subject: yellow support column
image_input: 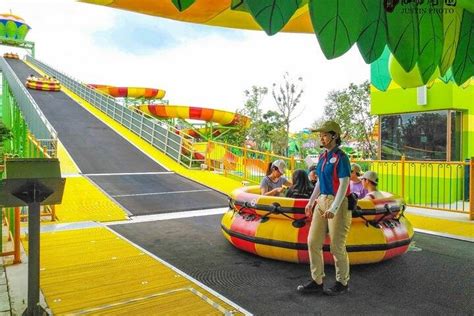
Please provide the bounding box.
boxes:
[470,158,474,220]
[290,156,295,176]
[243,147,248,181]
[223,144,228,177]
[206,141,211,171]
[401,155,406,199]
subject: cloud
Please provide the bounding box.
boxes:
[0,0,369,132]
[92,10,245,54]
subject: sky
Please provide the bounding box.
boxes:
[1,0,369,132]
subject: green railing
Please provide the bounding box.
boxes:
[206,140,472,217]
[354,157,469,213]
[0,57,57,157]
[25,55,205,169]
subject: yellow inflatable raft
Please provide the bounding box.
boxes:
[221,186,414,265]
[26,76,61,92]
[3,52,19,59]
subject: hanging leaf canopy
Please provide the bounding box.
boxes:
[81,0,473,87]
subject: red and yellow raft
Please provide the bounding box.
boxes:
[26,76,61,92]
[3,52,19,59]
[221,186,414,265]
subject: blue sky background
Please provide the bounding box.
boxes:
[93,11,245,55]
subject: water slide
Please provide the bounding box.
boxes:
[89,84,249,161]
[88,84,166,99]
[143,105,250,160]
[137,104,249,127]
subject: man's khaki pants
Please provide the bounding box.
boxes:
[308,194,351,285]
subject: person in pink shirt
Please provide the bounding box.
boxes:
[349,163,367,198]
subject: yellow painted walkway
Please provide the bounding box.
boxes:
[56,177,128,222]
[57,140,80,175]
[406,213,473,239]
[23,227,242,315]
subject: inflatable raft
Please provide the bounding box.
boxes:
[221,186,414,265]
[3,52,19,59]
[26,76,61,91]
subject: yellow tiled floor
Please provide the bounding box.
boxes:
[55,177,128,222]
[23,228,242,315]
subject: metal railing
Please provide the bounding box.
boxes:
[353,157,470,214]
[206,140,473,218]
[25,56,205,168]
[0,57,57,157]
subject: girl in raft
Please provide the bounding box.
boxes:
[260,159,292,196]
[286,169,314,199]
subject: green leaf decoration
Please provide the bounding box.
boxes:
[370,46,392,91]
[385,1,419,72]
[309,0,365,59]
[452,11,474,85]
[171,0,196,12]
[244,0,301,35]
[458,0,474,14]
[231,0,249,12]
[439,68,454,83]
[417,0,443,84]
[5,21,17,39]
[17,24,29,40]
[0,23,5,38]
[440,6,463,75]
[357,0,387,64]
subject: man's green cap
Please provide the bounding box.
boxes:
[311,120,342,135]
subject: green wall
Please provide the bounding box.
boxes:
[371,80,474,161]
[371,81,473,115]
[369,80,472,207]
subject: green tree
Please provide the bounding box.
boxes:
[272,72,304,155]
[235,85,287,154]
[259,110,286,154]
[321,81,377,158]
[0,122,11,142]
[219,86,268,147]
[241,86,268,143]
[0,122,12,163]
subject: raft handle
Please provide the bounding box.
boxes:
[370,204,395,227]
[394,204,406,221]
[260,203,308,228]
[260,202,294,220]
[352,208,374,227]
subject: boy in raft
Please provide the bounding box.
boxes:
[361,171,384,199]
[297,120,352,296]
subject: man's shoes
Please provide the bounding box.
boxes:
[296,280,324,294]
[324,281,349,296]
